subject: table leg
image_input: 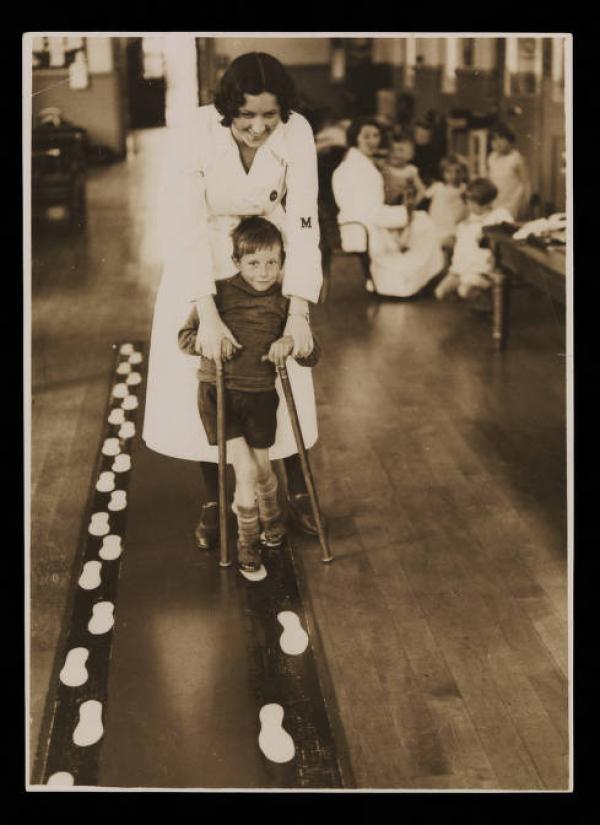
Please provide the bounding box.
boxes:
[492,269,507,350]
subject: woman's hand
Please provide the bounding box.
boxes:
[194,295,242,361]
[283,315,314,359]
[261,336,295,368]
[284,297,314,358]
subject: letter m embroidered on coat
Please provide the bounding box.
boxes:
[300,217,312,228]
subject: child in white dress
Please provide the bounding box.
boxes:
[487,123,530,221]
[434,178,513,300]
[426,154,468,249]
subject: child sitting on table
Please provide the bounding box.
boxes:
[382,136,427,206]
[434,178,513,301]
[426,154,468,251]
[178,217,320,574]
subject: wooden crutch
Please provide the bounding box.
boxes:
[277,364,333,564]
[215,356,231,568]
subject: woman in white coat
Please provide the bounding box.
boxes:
[332,118,444,298]
[143,53,323,546]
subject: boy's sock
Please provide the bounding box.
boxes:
[256,474,286,547]
[236,504,261,569]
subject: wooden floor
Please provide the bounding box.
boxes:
[29,128,569,789]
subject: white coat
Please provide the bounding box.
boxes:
[143,105,322,462]
[332,147,444,297]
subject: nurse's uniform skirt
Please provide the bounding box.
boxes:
[142,271,318,463]
[369,211,445,298]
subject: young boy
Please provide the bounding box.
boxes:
[178,217,320,573]
[434,178,513,301]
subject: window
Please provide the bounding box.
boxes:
[442,37,458,93]
[461,37,475,68]
[551,37,565,103]
[404,37,416,89]
[505,36,543,96]
[32,36,86,70]
[141,37,165,80]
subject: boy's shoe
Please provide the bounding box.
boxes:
[287,493,324,537]
[260,520,287,548]
[434,272,460,300]
[237,540,262,572]
[194,502,219,550]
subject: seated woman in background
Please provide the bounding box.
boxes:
[487,123,530,221]
[381,136,427,206]
[434,177,513,301]
[332,117,444,298]
[426,154,468,251]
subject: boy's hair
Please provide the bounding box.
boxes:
[214,52,297,127]
[490,122,516,143]
[440,154,468,183]
[231,216,285,262]
[346,117,386,149]
[465,177,498,206]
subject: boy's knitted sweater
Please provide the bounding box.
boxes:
[178,274,320,392]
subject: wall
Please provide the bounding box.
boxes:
[213,37,330,65]
[31,38,127,156]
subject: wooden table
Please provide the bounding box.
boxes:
[483,227,567,350]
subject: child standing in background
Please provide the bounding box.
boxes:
[434,178,513,301]
[487,123,530,221]
[426,155,469,250]
[178,217,320,573]
[382,137,427,206]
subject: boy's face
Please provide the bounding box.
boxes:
[466,197,490,216]
[389,141,414,166]
[236,244,283,291]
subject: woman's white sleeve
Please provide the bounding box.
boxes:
[155,118,216,300]
[281,115,323,304]
[332,161,408,229]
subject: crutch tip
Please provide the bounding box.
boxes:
[320,555,334,564]
[219,560,232,568]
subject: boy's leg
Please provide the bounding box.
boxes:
[229,437,262,571]
[253,449,287,547]
[434,270,460,300]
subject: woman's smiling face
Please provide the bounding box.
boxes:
[231,92,281,149]
[356,124,382,157]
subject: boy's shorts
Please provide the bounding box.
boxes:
[198,382,280,449]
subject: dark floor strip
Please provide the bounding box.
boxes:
[38,342,146,787]
[237,540,345,789]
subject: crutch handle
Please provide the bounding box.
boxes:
[215,356,231,567]
[277,364,333,563]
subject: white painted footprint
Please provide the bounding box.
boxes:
[88,601,114,635]
[59,647,89,687]
[121,394,138,411]
[126,371,142,386]
[239,564,268,582]
[78,561,102,591]
[88,513,109,537]
[101,437,121,457]
[107,407,126,426]
[118,421,135,439]
[72,699,103,747]
[258,704,295,763]
[116,361,131,375]
[277,611,309,656]
[47,772,74,786]
[99,535,122,561]
[128,351,142,365]
[108,490,127,511]
[112,454,131,473]
[112,383,129,399]
[96,471,115,493]
[119,343,134,355]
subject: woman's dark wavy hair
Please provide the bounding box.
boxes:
[346,117,388,150]
[214,52,297,126]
